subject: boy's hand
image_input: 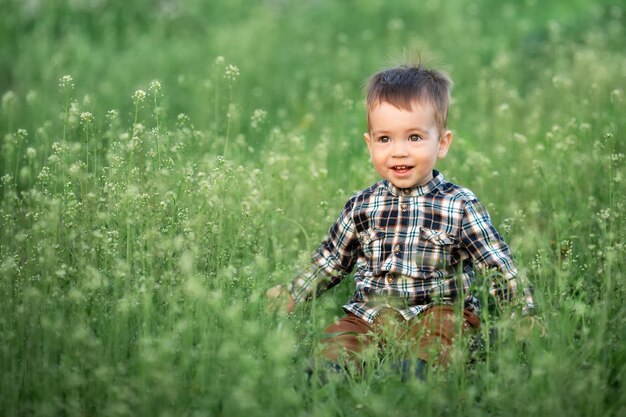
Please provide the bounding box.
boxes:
[265,285,296,315]
[514,315,547,341]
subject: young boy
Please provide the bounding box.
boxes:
[266,61,536,379]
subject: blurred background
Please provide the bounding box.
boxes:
[2,0,623,136]
[2,0,624,200]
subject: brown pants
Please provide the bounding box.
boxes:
[320,305,480,367]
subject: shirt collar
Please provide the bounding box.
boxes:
[383,170,444,197]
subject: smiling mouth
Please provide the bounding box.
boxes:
[391,165,413,173]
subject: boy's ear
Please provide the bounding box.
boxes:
[364,132,373,151]
[437,129,453,159]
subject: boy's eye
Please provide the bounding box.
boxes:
[377,136,391,143]
[408,134,422,142]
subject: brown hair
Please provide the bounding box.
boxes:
[364,61,453,134]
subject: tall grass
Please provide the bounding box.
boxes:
[1,0,625,416]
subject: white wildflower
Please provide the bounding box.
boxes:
[16,129,28,139]
[133,123,145,135]
[59,75,74,90]
[2,91,16,109]
[149,80,162,94]
[513,133,527,144]
[133,89,146,103]
[224,64,240,81]
[106,109,119,121]
[127,137,140,151]
[177,113,190,126]
[250,108,267,129]
[80,112,93,125]
[610,89,623,103]
[598,209,611,220]
[226,103,240,120]
[37,166,51,182]
[69,162,83,175]
[69,100,80,115]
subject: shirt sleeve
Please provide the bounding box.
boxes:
[288,198,360,304]
[460,197,536,316]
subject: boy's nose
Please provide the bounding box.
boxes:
[391,141,409,157]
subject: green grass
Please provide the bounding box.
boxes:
[1,0,625,416]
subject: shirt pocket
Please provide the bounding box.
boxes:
[358,227,386,259]
[417,227,458,270]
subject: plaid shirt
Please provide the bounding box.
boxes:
[289,170,536,323]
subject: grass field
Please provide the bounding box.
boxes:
[1,0,625,416]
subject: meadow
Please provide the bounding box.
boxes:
[1,0,625,416]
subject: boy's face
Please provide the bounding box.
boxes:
[364,100,452,189]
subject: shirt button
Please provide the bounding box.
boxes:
[401,203,408,212]
[393,244,401,254]
[386,274,395,284]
